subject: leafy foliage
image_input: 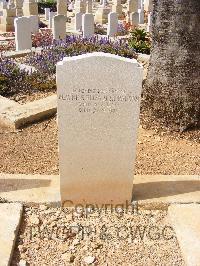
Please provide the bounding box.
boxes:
[128,29,151,54]
[38,0,57,13]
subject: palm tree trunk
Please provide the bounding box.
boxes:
[142,0,200,131]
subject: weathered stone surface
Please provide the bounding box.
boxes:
[57,53,143,205]
[0,94,57,129]
[0,203,23,266]
[168,204,200,266]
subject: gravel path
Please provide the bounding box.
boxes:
[12,206,185,266]
[0,117,199,175]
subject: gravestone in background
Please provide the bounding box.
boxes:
[52,15,66,40]
[74,12,82,31]
[57,52,143,205]
[107,12,118,37]
[14,16,32,51]
[82,13,94,38]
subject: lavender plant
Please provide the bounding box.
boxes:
[0,35,137,99]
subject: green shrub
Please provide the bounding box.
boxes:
[38,0,57,13]
[128,28,151,54]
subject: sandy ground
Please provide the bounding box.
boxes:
[0,116,199,175]
[11,206,185,266]
[0,115,198,265]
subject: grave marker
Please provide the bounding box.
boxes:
[14,16,32,51]
[74,11,82,31]
[57,52,143,205]
[82,13,94,38]
[52,15,66,40]
[107,12,118,37]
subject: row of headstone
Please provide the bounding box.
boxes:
[57,52,143,205]
[74,11,118,37]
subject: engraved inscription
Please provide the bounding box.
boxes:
[58,87,139,113]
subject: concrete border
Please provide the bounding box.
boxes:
[0,94,57,130]
[168,204,200,266]
[0,203,23,266]
[0,174,199,208]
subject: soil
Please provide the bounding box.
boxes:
[11,207,185,266]
[0,116,199,175]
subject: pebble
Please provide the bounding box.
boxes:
[18,259,27,266]
[39,205,48,211]
[62,252,75,263]
[83,256,96,265]
[29,215,40,225]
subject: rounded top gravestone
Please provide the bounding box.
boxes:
[56,52,143,206]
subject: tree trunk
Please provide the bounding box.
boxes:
[142,0,200,131]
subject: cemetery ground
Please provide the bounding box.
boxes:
[0,113,200,265]
[0,116,200,176]
[0,43,199,265]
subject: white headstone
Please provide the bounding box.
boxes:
[82,13,94,38]
[74,11,82,31]
[49,11,56,28]
[147,11,152,32]
[44,7,50,20]
[107,12,118,37]
[14,16,32,51]
[29,15,38,33]
[130,11,139,26]
[52,14,66,40]
[138,7,144,23]
[57,52,143,205]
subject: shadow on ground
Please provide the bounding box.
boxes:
[0,179,51,192]
[133,180,200,200]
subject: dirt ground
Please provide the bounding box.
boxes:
[0,116,199,175]
[11,207,185,266]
